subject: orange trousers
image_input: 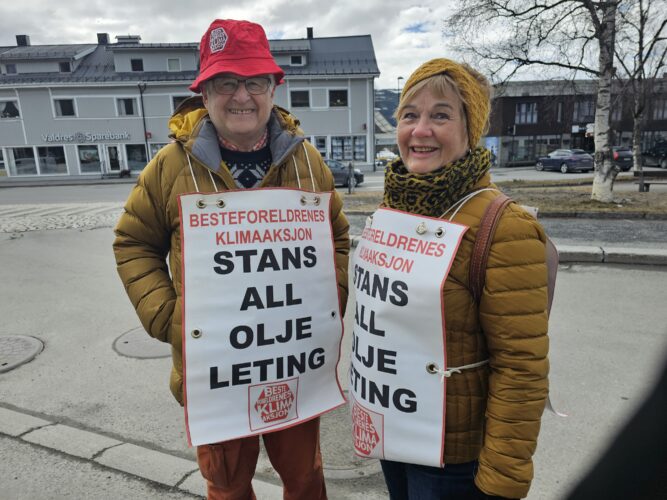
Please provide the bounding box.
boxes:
[196,417,327,500]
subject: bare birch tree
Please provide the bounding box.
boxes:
[444,0,620,202]
[615,0,667,170]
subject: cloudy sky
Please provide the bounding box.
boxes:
[0,0,463,90]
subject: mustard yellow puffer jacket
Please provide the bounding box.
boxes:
[113,98,350,405]
[441,175,549,499]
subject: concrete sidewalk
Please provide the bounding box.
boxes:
[1,211,666,499]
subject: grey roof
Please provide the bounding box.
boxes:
[270,39,311,52]
[0,34,378,87]
[0,44,97,61]
[111,43,198,50]
[284,36,379,76]
[0,45,196,85]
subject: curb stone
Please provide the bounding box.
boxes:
[0,405,282,499]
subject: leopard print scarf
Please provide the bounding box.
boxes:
[383,147,492,217]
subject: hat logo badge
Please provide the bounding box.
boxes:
[209,27,228,53]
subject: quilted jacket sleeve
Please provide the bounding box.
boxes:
[475,205,550,499]
[113,156,176,343]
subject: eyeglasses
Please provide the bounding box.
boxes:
[209,76,273,95]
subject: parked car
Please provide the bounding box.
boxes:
[323,158,364,187]
[642,142,667,169]
[535,149,594,173]
[612,146,633,171]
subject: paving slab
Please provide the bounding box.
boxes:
[23,423,122,459]
[96,442,199,487]
[0,406,51,437]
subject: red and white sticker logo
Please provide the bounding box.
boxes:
[352,401,383,457]
[249,379,299,430]
[209,27,228,53]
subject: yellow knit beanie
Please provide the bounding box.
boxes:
[400,58,490,147]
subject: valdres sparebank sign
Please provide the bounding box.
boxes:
[41,131,131,143]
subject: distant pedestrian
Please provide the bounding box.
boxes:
[113,19,349,500]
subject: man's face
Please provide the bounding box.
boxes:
[202,73,275,150]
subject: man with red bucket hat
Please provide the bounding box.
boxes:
[113,19,349,500]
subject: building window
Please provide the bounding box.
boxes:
[9,147,37,176]
[291,55,303,65]
[313,136,327,156]
[291,90,310,107]
[6,64,17,74]
[611,104,623,122]
[0,100,20,119]
[54,99,76,117]
[116,98,137,116]
[126,144,147,170]
[37,146,67,175]
[573,100,595,122]
[59,61,71,73]
[167,58,181,71]
[556,102,563,123]
[172,95,189,111]
[78,146,101,174]
[329,90,348,107]
[515,102,537,124]
[354,136,366,161]
[653,99,667,120]
[131,59,144,72]
[535,135,561,157]
[331,136,354,161]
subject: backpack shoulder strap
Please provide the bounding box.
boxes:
[469,193,512,304]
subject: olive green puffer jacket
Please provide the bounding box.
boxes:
[441,176,549,499]
[113,98,350,405]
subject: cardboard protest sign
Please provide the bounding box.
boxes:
[350,208,467,467]
[179,189,345,446]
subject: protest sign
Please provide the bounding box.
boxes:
[350,208,467,466]
[179,189,345,446]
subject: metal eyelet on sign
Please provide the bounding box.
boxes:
[331,311,337,319]
[426,362,439,374]
[300,195,307,206]
[416,222,427,235]
[435,227,445,238]
[216,199,226,208]
[314,196,321,206]
[196,199,206,209]
[191,329,203,339]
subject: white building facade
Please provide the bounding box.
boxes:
[0,29,379,179]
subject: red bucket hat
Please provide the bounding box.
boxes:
[189,19,285,93]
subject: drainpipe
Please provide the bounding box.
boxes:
[137,82,150,159]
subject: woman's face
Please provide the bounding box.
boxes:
[396,86,469,174]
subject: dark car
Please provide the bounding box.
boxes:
[612,146,633,171]
[535,149,594,173]
[642,142,667,169]
[324,158,364,187]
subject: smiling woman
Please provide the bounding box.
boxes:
[374,58,550,500]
